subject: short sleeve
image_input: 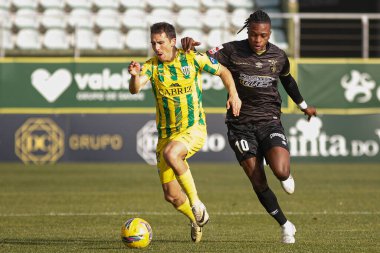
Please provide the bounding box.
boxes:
[140,59,154,79]
[207,43,231,67]
[194,51,221,75]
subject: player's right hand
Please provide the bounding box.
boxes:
[226,94,241,117]
[128,61,141,76]
[180,37,201,53]
[302,106,317,121]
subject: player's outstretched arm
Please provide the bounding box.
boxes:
[128,61,149,94]
[279,73,317,121]
[180,37,200,53]
[299,102,317,121]
[217,65,241,117]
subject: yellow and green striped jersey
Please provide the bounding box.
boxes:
[141,49,221,138]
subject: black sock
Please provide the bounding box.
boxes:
[256,187,287,226]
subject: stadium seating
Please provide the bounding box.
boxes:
[176,8,202,29]
[39,0,65,10]
[43,28,70,49]
[119,0,146,9]
[207,29,231,48]
[16,28,41,49]
[0,0,289,55]
[41,8,66,29]
[73,28,97,50]
[233,28,249,41]
[125,28,149,50]
[203,8,228,29]
[122,8,148,29]
[0,0,11,9]
[173,0,200,10]
[179,28,207,51]
[230,8,250,29]
[12,0,38,9]
[146,0,173,10]
[0,8,12,29]
[68,8,93,29]
[147,8,175,25]
[1,29,14,49]
[95,8,121,29]
[227,0,254,9]
[93,0,119,10]
[201,0,227,9]
[14,8,39,29]
[98,29,124,50]
[65,0,92,10]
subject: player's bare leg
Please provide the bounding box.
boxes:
[162,180,203,242]
[163,141,209,226]
[265,147,295,194]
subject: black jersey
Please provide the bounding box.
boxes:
[209,40,290,125]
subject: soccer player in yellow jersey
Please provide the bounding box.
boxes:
[128,22,241,243]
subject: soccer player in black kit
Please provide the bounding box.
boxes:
[181,10,317,243]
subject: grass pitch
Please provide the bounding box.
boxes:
[0,162,379,253]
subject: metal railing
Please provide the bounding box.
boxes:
[269,12,380,58]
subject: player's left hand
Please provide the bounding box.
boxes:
[302,106,317,121]
[226,94,242,117]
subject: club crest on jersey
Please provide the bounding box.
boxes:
[208,45,224,55]
[181,66,190,76]
[268,59,278,73]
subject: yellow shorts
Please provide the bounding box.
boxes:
[156,124,207,184]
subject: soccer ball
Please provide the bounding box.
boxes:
[121,218,152,248]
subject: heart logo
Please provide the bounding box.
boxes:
[31,68,72,103]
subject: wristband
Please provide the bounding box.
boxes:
[298,101,308,110]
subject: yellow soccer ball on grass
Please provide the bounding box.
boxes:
[121,218,152,248]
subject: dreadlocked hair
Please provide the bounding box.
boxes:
[237,9,271,34]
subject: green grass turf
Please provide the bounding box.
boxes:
[0,162,379,253]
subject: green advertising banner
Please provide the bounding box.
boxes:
[282,114,380,163]
[297,59,380,113]
[0,58,289,113]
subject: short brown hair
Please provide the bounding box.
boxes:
[150,22,176,39]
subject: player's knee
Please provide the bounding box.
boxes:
[163,194,173,204]
[163,192,179,204]
[275,166,290,181]
[163,147,180,165]
[269,160,290,181]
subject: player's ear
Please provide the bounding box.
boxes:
[171,38,176,47]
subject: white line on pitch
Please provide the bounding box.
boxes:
[0,211,378,217]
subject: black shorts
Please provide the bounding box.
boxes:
[226,120,289,163]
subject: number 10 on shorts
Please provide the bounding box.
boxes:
[235,140,249,153]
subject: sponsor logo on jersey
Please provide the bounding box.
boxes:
[232,60,251,65]
[255,62,263,68]
[208,45,224,55]
[158,85,193,96]
[239,73,276,88]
